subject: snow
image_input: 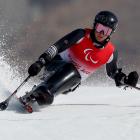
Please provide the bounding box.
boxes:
[0,61,140,140]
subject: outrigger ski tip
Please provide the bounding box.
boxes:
[122,83,140,91]
[0,101,9,111]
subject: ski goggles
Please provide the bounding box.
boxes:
[95,23,112,36]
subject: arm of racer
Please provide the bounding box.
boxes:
[38,29,85,64]
[106,49,126,86]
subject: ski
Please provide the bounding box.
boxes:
[18,97,33,113]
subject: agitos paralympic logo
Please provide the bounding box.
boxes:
[84,48,99,64]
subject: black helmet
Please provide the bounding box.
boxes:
[94,11,118,31]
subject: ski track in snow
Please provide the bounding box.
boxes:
[1,86,140,140]
[1,60,140,140]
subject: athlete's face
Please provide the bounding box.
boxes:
[94,23,112,42]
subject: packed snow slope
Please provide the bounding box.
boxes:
[0,60,140,140]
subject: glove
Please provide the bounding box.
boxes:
[114,68,126,87]
[28,61,43,76]
[124,71,139,87]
